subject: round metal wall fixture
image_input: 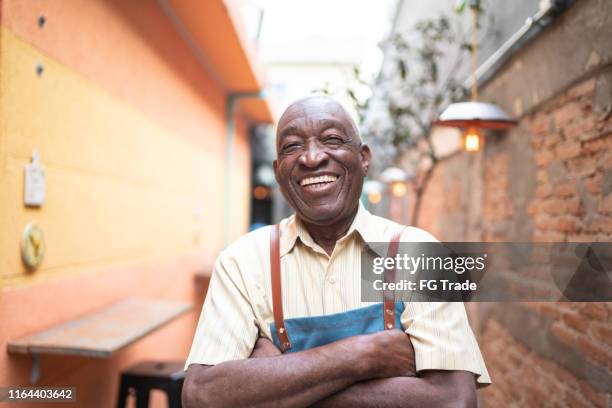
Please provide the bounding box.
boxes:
[21,223,45,270]
[434,101,517,129]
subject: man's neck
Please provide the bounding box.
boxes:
[299,205,359,256]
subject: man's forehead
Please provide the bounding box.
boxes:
[277,97,355,135]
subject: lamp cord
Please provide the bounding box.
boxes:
[471,4,478,101]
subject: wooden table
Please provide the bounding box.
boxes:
[8,298,192,382]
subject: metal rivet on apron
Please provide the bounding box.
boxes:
[279,327,285,334]
[385,308,393,315]
[386,323,393,329]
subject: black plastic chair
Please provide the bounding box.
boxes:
[116,361,185,408]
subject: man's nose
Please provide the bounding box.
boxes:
[298,141,328,168]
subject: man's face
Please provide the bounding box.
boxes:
[273,98,371,226]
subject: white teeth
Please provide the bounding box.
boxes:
[300,175,338,186]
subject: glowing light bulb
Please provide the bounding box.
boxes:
[253,186,269,200]
[463,127,482,152]
[368,191,382,204]
[391,182,407,197]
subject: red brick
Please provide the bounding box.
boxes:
[588,215,612,234]
[551,321,577,345]
[545,132,562,147]
[578,119,597,141]
[535,215,555,230]
[527,201,539,216]
[599,195,612,213]
[565,117,596,141]
[566,198,583,215]
[600,152,612,172]
[532,134,545,149]
[591,323,612,348]
[536,184,553,199]
[567,233,598,242]
[541,198,563,215]
[583,134,612,154]
[536,149,555,167]
[567,156,597,178]
[553,217,578,233]
[556,141,582,160]
[584,174,602,194]
[580,303,608,321]
[576,336,611,366]
[578,381,609,407]
[568,79,596,99]
[537,169,549,184]
[524,383,551,406]
[549,365,580,391]
[564,389,590,408]
[507,348,527,368]
[562,311,589,332]
[531,113,550,136]
[554,102,582,126]
[554,182,577,197]
[534,230,566,242]
[538,303,562,319]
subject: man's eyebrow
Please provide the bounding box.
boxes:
[319,119,348,135]
[278,124,302,141]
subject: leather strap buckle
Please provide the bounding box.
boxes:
[270,224,291,352]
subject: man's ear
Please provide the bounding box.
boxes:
[360,144,372,175]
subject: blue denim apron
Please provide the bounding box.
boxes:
[270,301,405,352]
[268,224,405,353]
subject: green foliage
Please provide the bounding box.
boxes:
[348,11,483,171]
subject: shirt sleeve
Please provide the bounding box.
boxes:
[184,251,259,370]
[401,301,491,386]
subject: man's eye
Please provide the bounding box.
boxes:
[282,143,302,153]
[323,136,344,146]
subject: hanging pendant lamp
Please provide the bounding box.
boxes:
[433,0,516,151]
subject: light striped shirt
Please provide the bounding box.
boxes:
[185,202,491,385]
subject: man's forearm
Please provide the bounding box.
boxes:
[183,338,369,408]
[312,371,477,408]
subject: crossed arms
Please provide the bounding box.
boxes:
[182,329,477,408]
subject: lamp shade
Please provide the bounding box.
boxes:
[434,101,517,129]
[363,180,384,194]
[380,167,413,183]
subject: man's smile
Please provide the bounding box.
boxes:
[298,173,340,195]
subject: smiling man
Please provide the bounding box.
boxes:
[183,96,490,408]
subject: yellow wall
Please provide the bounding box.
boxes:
[1,30,222,285]
[0,2,253,287]
[0,0,254,405]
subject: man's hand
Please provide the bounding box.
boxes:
[249,336,282,358]
[354,329,417,378]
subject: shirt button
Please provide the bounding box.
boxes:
[328,277,336,284]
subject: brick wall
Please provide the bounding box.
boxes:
[412,73,612,406]
[409,13,612,405]
[528,78,612,243]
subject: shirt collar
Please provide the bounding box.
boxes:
[279,200,383,256]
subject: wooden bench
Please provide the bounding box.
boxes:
[8,298,192,382]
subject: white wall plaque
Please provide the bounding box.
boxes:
[24,150,45,207]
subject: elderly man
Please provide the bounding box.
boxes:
[183,96,490,408]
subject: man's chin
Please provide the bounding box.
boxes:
[295,206,344,226]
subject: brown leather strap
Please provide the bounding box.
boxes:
[270,224,291,352]
[383,226,406,330]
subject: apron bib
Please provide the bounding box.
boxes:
[268,224,405,353]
